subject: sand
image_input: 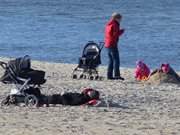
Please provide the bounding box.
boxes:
[0,57,180,135]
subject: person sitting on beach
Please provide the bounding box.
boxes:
[147,63,180,84]
[134,60,150,81]
[104,12,125,80]
[150,63,170,76]
[46,88,101,106]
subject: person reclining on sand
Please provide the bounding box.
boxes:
[45,88,101,106]
[150,63,177,76]
[147,63,180,84]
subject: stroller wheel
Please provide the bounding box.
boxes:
[98,76,103,81]
[79,74,84,79]
[24,95,39,107]
[1,96,10,106]
[72,74,77,79]
[95,76,99,80]
[89,76,94,80]
[83,75,87,79]
[9,95,16,104]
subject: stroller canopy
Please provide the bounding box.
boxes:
[0,55,46,85]
[83,42,101,57]
[8,55,31,74]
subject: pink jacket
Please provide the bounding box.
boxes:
[135,61,150,80]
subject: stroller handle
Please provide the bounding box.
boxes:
[92,41,104,59]
[99,42,104,51]
[0,61,7,69]
[87,41,104,51]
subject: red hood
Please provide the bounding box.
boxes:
[107,19,119,27]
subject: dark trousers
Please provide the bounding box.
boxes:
[106,47,120,78]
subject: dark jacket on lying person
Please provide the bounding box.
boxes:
[47,89,100,106]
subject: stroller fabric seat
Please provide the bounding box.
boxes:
[19,69,46,85]
[78,42,102,68]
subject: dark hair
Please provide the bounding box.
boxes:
[88,90,100,100]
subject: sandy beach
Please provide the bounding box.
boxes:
[0,58,180,135]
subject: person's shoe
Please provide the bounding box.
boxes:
[114,76,125,80]
[107,77,115,80]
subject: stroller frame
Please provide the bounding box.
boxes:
[72,41,104,80]
[0,57,45,107]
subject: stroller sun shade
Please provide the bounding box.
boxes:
[83,43,100,57]
[0,55,46,85]
[78,41,103,69]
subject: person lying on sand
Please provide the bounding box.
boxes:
[45,88,101,106]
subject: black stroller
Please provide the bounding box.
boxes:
[72,41,104,80]
[0,55,46,107]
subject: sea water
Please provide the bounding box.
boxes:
[0,0,180,69]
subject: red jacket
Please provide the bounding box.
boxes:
[104,19,124,48]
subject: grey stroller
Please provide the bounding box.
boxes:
[0,55,46,107]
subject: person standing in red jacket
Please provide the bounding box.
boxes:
[104,12,125,80]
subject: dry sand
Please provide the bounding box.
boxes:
[0,57,180,135]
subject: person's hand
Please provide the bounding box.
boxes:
[120,29,125,34]
[119,29,125,36]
